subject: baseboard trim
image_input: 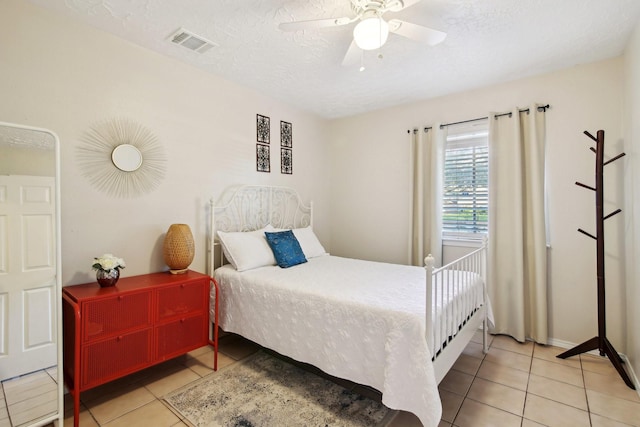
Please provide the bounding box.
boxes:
[546,337,602,355]
[546,338,640,397]
[620,353,640,397]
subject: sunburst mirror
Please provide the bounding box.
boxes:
[77,118,166,198]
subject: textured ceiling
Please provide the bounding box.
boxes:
[27,0,640,118]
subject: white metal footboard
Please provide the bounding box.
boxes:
[425,240,488,383]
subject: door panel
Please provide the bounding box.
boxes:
[22,214,54,271]
[24,284,54,349]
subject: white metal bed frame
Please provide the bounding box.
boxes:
[208,185,489,385]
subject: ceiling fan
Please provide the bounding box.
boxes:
[278,0,447,66]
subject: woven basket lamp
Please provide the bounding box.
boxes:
[163,224,195,274]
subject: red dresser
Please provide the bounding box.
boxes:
[62,270,218,427]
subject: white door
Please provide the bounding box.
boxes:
[0,175,57,380]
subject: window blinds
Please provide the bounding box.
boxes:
[443,134,489,238]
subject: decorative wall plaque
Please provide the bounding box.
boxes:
[281,147,292,174]
[256,144,270,172]
[280,121,292,148]
[257,114,270,144]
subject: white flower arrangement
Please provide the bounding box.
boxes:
[92,254,126,272]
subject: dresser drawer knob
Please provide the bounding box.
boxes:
[117,336,122,341]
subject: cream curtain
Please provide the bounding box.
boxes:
[410,126,444,267]
[488,105,548,343]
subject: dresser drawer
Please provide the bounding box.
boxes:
[156,280,206,321]
[155,314,206,360]
[83,291,152,342]
[81,328,152,389]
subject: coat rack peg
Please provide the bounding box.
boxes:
[578,228,597,240]
[604,152,626,166]
[584,130,598,142]
[575,181,596,191]
[590,147,597,154]
[604,209,622,220]
[559,129,635,390]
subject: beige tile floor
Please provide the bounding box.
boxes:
[27,331,640,426]
[1,366,58,427]
[437,333,640,427]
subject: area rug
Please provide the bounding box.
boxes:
[163,351,396,427]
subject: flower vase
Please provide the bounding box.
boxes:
[96,269,120,287]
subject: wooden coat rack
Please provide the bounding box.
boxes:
[556,130,634,389]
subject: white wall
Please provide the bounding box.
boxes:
[624,18,640,384]
[0,0,331,285]
[329,58,627,350]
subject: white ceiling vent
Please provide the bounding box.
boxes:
[168,28,217,53]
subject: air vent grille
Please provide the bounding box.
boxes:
[168,28,217,53]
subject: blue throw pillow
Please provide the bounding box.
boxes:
[264,230,307,268]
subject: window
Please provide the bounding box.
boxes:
[442,125,489,239]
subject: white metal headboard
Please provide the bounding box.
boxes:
[208,185,313,274]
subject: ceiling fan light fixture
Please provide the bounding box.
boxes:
[353,16,389,50]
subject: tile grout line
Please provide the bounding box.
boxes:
[579,354,595,427]
[0,382,10,427]
[87,357,200,426]
[447,338,485,426]
[522,346,534,426]
[449,351,478,425]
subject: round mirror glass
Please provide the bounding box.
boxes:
[111,144,142,172]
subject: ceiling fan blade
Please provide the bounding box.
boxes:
[342,40,361,67]
[278,16,352,31]
[388,19,446,46]
[388,0,422,12]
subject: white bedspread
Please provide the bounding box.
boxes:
[212,255,485,427]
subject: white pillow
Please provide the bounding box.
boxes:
[292,226,327,259]
[217,225,276,271]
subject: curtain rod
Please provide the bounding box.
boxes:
[409,104,550,133]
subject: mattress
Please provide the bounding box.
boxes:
[211,255,485,427]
